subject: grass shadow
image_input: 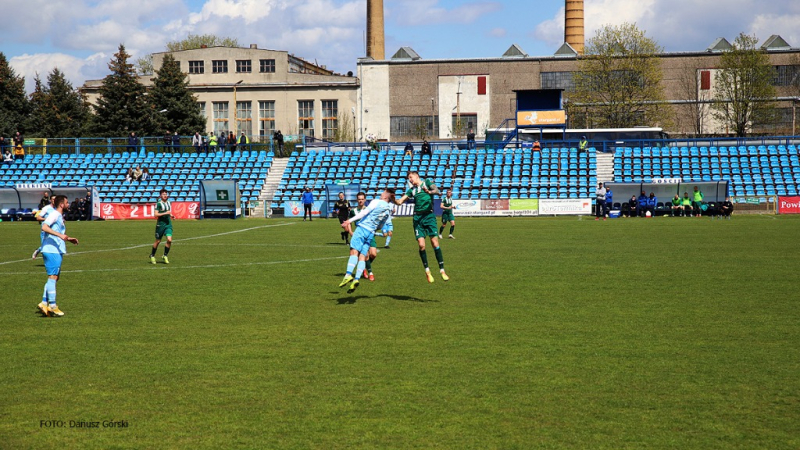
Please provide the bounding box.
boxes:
[333,293,436,305]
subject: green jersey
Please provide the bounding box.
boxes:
[693,190,703,202]
[349,206,365,226]
[681,196,692,206]
[442,196,453,210]
[156,200,172,226]
[406,179,435,215]
[671,197,681,206]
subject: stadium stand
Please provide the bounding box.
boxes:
[0,151,273,204]
[271,147,598,207]
[1,143,797,210]
[613,145,800,198]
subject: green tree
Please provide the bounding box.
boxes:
[26,74,48,136]
[0,52,30,137]
[137,34,239,75]
[44,69,92,137]
[148,54,205,135]
[93,44,155,137]
[711,33,778,137]
[570,23,671,129]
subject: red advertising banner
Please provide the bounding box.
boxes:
[100,202,200,220]
[777,196,800,214]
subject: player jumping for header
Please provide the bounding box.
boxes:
[395,171,449,283]
[339,188,396,293]
[150,189,173,264]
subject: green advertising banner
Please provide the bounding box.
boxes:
[510,199,539,211]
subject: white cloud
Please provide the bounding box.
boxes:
[487,28,507,38]
[533,0,800,53]
[389,0,502,26]
[189,0,276,25]
[10,53,109,93]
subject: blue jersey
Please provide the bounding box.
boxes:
[41,210,66,254]
[382,214,393,232]
[38,204,55,242]
[348,200,392,233]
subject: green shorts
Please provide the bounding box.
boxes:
[412,213,438,239]
[155,224,173,240]
[441,211,455,223]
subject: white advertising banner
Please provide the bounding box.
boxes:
[538,198,592,215]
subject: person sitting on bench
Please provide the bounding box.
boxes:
[637,191,648,217]
[718,197,734,219]
[670,195,683,216]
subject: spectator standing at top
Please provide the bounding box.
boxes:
[192,132,202,153]
[163,131,171,153]
[605,186,613,217]
[421,139,431,156]
[239,132,249,151]
[466,128,476,150]
[208,132,218,151]
[228,131,236,151]
[127,132,137,154]
[301,188,315,221]
[202,133,209,152]
[692,186,704,217]
[595,182,607,220]
[172,131,181,152]
[13,131,23,148]
[578,135,588,153]
[274,130,284,156]
[219,131,227,151]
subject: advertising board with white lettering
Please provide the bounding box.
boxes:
[777,196,800,214]
[538,198,592,215]
[452,199,539,216]
[100,202,199,220]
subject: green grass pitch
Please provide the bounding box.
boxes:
[1,215,799,449]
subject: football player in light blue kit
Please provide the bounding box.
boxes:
[31,195,57,259]
[375,208,394,249]
[37,195,79,317]
[338,188,396,293]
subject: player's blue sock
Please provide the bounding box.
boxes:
[45,279,57,306]
[346,255,358,276]
[42,285,47,303]
[385,235,391,246]
[354,260,366,280]
[434,246,444,270]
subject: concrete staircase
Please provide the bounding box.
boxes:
[595,152,614,183]
[252,158,289,218]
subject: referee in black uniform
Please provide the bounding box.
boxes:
[333,192,351,244]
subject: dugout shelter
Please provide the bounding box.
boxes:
[0,184,98,221]
[198,179,241,219]
[605,180,729,216]
[323,182,361,218]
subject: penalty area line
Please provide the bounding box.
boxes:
[0,255,348,276]
[0,222,297,266]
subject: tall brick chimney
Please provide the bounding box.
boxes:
[367,0,385,59]
[565,0,584,54]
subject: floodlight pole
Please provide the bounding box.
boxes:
[233,80,243,134]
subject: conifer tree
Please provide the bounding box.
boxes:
[149,54,205,135]
[43,68,92,137]
[0,52,30,136]
[93,44,155,137]
[26,74,48,136]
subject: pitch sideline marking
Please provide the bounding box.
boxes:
[0,222,297,266]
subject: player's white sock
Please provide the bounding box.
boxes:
[354,260,366,280]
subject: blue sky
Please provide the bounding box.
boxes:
[3,0,799,93]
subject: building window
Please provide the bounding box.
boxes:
[260,59,276,73]
[753,107,793,133]
[321,100,338,139]
[259,101,276,138]
[773,65,800,86]
[236,60,252,73]
[212,102,229,133]
[541,71,575,92]
[198,102,206,120]
[189,60,204,74]
[390,116,439,139]
[298,100,314,137]
[451,114,477,138]
[212,60,228,74]
[236,101,252,136]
